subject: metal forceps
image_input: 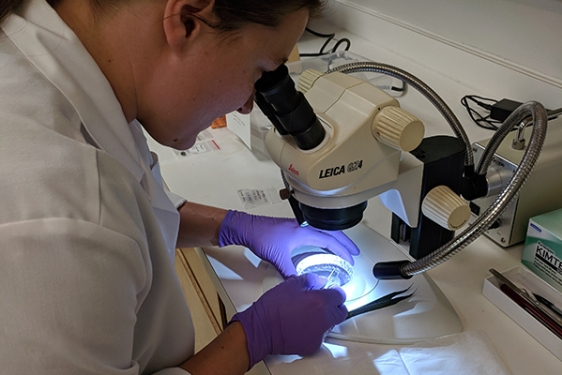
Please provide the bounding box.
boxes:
[323,268,340,289]
[346,284,415,320]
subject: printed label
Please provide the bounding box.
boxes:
[533,241,562,286]
[319,159,363,179]
[237,188,282,210]
[174,138,220,158]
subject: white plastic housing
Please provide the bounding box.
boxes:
[374,106,424,151]
[421,185,470,230]
[264,71,425,212]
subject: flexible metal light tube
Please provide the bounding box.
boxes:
[402,101,547,276]
[476,104,548,175]
[326,62,547,277]
[512,107,561,151]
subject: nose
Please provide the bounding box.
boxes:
[237,92,255,115]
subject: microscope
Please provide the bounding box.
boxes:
[255,62,549,344]
[255,62,548,281]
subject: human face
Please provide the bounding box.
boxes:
[142,9,309,149]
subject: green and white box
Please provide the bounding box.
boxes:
[522,208,562,293]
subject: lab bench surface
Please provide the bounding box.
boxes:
[151,126,560,375]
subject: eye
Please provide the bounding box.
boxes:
[261,67,275,75]
[256,68,272,83]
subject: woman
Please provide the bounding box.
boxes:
[0,0,360,374]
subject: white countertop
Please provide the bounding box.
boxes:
[148,22,561,375]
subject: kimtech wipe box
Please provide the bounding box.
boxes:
[521,208,562,293]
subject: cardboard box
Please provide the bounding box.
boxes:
[482,266,562,361]
[522,208,562,293]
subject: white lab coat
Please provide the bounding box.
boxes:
[0,1,194,374]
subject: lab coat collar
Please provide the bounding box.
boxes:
[2,0,144,182]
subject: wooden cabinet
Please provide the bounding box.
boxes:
[174,248,226,352]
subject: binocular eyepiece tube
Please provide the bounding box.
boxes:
[254,65,326,151]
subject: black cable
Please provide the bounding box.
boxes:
[303,27,334,39]
[300,27,352,57]
[460,95,502,130]
[331,38,351,53]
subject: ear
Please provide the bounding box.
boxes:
[163,0,215,53]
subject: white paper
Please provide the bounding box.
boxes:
[398,330,512,375]
[226,111,251,149]
[237,188,282,210]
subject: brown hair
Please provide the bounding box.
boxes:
[1,0,323,28]
[212,0,323,30]
[0,0,23,21]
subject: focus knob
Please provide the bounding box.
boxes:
[297,69,325,94]
[422,185,470,230]
[373,106,424,151]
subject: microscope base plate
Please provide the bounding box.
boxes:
[263,224,462,344]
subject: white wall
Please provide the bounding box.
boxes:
[320,0,562,109]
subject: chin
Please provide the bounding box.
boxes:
[151,119,213,150]
[170,137,197,150]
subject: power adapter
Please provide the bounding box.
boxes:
[490,98,523,122]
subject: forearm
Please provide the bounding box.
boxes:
[176,201,229,248]
[180,321,250,375]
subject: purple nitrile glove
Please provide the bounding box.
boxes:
[231,273,347,368]
[218,210,360,278]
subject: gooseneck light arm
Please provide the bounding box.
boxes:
[326,62,547,279]
[379,101,548,278]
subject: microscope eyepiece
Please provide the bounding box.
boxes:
[254,65,295,114]
[255,65,326,150]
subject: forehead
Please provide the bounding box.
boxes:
[232,9,309,60]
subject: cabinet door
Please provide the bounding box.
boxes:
[175,248,224,352]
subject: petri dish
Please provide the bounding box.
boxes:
[291,246,375,302]
[296,253,354,288]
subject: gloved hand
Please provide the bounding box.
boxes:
[218,210,360,278]
[231,273,347,368]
